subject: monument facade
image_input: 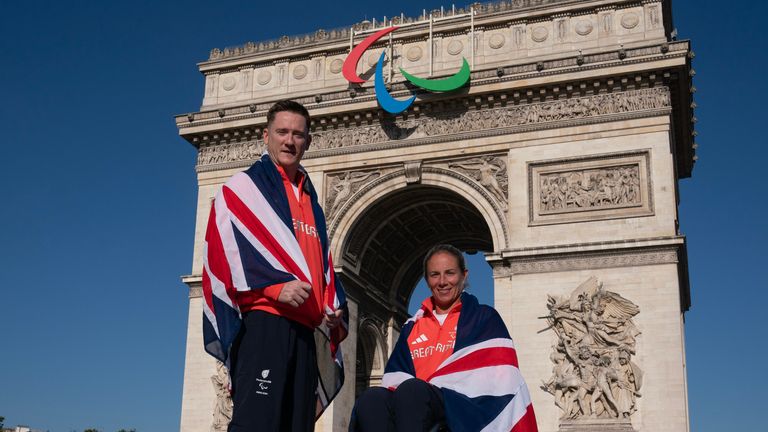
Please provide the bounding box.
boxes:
[176,1,695,430]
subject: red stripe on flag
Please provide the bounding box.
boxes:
[203,203,237,305]
[202,269,215,313]
[223,186,309,283]
[428,347,519,380]
[510,403,538,432]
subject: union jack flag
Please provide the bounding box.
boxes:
[382,293,538,431]
[201,154,348,416]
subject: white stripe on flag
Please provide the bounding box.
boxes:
[430,364,524,398]
[228,172,312,285]
[214,194,249,292]
[203,243,236,310]
[381,371,414,389]
[440,338,516,369]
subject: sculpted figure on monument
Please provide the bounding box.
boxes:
[449,156,508,206]
[542,277,642,420]
[211,362,233,432]
[326,170,380,220]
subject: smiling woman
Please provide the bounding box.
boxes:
[350,244,538,432]
[423,245,468,314]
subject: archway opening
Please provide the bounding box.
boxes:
[338,184,494,397]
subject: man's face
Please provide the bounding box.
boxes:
[263,111,311,173]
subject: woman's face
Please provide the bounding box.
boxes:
[426,251,468,314]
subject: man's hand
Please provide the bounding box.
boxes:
[277,280,312,307]
[324,309,344,329]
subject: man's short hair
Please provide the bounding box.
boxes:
[266,100,311,131]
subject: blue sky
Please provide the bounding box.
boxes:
[0,1,764,431]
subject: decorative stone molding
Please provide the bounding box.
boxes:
[404,160,423,184]
[541,277,642,423]
[325,169,382,221]
[182,275,203,298]
[528,150,653,225]
[492,247,679,277]
[189,286,203,298]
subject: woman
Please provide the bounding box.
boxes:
[350,245,538,432]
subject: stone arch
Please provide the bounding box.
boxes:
[329,167,509,263]
[331,166,502,314]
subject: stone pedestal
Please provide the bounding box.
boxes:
[560,419,636,432]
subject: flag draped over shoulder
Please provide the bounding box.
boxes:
[382,293,538,432]
[201,154,348,417]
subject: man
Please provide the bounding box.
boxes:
[201,100,348,432]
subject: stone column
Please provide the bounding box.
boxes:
[179,280,217,432]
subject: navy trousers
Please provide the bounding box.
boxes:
[228,311,317,432]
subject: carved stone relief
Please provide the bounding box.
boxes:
[309,87,670,154]
[329,58,343,74]
[211,361,233,432]
[646,3,662,29]
[221,74,237,92]
[600,12,614,36]
[293,64,308,80]
[447,40,464,56]
[532,26,549,42]
[575,20,593,36]
[256,70,272,86]
[539,165,641,212]
[489,33,506,49]
[541,277,642,423]
[195,88,670,169]
[406,45,423,61]
[620,13,640,30]
[197,140,265,167]
[529,151,653,225]
[325,169,382,221]
[445,155,509,209]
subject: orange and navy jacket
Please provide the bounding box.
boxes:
[407,297,462,380]
[235,164,326,329]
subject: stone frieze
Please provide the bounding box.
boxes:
[195,87,670,169]
[309,87,670,151]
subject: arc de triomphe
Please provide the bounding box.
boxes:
[175,1,695,431]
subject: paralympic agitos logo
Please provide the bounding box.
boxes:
[342,26,471,114]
